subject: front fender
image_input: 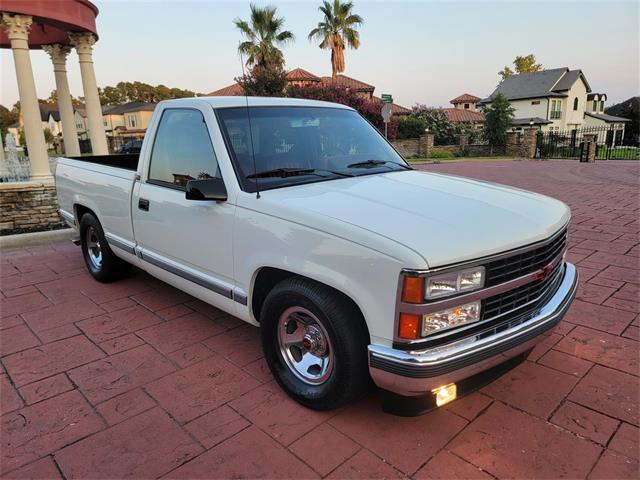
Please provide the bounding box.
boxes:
[233,206,416,345]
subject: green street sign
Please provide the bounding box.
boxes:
[381,94,393,103]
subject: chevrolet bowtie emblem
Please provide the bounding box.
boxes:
[534,263,554,281]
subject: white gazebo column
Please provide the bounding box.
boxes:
[1,13,50,178]
[42,44,80,157]
[69,32,108,155]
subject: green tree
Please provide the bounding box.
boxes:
[236,65,287,97]
[98,82,198,105]
[499,54,543,81]
[43,127,54,145]
[410,105,459,144]
[0,104,18,141]
[308,0,363,79]
[234,4,294,71]
[482,93,515,154]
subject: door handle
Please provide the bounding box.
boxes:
[138,198,150,211]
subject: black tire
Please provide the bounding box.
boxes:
[261,276,370,410]
[79,213,131,282]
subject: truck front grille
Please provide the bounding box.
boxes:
[485,228,567,286]
[481,261,564,321]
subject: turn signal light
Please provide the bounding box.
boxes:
[398,313,421,340]
[401,276,424,304]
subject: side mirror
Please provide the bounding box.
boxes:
[185,178,227,201]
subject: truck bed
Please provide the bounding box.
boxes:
[67,153,139,171]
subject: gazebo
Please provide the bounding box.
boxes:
[0,0,108,179]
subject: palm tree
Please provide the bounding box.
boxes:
[234,4,294,71]
[308,0,363,79]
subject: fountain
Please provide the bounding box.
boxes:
[1,133,31,182]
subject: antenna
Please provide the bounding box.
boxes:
[239,48,260,199]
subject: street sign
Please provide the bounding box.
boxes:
[381,94,393,104]
[381,103,393,138]
[381,103,392,122]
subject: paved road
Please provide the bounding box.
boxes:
[1,160,638,479]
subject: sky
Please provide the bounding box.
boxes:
[1,0,638,109]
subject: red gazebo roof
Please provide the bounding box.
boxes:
[0,0,99,49]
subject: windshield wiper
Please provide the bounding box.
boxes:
[246,167,353,179]
[347,159,411,170]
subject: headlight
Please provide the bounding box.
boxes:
[425,267,485,300]
[422,301,481,336]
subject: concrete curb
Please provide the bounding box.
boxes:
[0,228,77,250]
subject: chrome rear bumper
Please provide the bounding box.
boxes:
[368,262,578,397]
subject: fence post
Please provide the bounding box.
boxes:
[582,134,597,163]
[457,134,469,156]
[419,133,434,158]
[523,128,538,158]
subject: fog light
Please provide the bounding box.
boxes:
[431,383,457,407]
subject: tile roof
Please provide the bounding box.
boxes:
[320,74,374,91]
[450,93,480,104]
[441,108,485,123]
[286,68,321,82]
[372,96,411,115]
[207,83,245,96]
[480,68,592,103]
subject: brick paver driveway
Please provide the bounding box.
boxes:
[1,160,638,479]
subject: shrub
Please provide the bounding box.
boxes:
[397,116,426,139]
[428,148,455,159]
[286,83,399,139]
[235,65,287,97]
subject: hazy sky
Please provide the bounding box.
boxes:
[1,0,638,109]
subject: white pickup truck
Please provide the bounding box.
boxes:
[56,97,578,415]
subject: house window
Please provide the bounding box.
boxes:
[127,114,138,128]
[550,99,562,119]
[599,100,605,113]
[573,97,579,111]
[531,100,541,105]
[592,100,598,112]
[464,103,470,110]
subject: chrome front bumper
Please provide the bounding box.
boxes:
[368,262,578,397]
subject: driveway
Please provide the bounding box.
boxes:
[1,160,638,479]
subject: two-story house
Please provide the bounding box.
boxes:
[478,68,628,134]
[102,102,156,139]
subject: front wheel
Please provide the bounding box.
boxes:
[261,277,370,410]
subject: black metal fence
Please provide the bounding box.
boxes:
[536,125,639,160]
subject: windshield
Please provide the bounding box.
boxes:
[216,106,410,192]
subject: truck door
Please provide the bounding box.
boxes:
[131,106,237,312]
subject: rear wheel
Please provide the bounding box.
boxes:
[261,277,370,410]
[79,213,130,282]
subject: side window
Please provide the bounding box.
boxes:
[573,97,579,111]
[148,109,219,188]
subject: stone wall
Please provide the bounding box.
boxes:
[392,138,421,157]
[0,180,65,235]
[392,128,535,159]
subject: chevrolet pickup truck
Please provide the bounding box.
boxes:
[56,97,578,415]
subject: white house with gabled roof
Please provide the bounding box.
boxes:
[478,68,628,133]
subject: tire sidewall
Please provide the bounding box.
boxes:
[261,281,367,409]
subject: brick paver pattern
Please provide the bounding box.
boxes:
[1,160,638,479]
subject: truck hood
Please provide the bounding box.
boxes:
[254,170,570,268]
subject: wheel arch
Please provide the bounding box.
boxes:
[250,266,370,342]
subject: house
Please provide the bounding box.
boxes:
[208,67,411,115]
[441,94,485,128]
[478,68,629,134]
[102,102,156,139]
